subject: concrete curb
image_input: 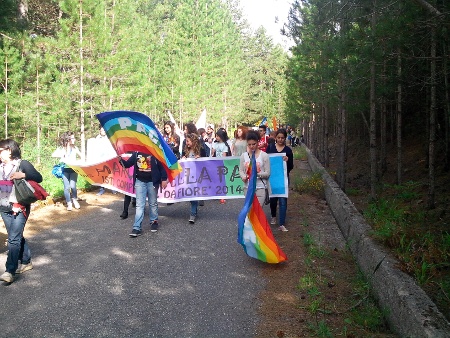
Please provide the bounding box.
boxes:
[305,146,450,338]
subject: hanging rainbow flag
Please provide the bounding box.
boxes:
[237,152,287,263]
[96,110,182,182]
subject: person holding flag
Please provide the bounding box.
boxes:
[239,130,270,206]
[119,152,168,237]
[237,132,287,264]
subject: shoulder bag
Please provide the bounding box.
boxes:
[260,178,270,205]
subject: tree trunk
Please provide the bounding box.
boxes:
[427,24,436,209]
[3,56,8,139]
[36,66,41,165]
[369,0,377,200]
[338,70,347,192]
[443,34,449,171]
[324,103,329,168]
[396,50,403,185]
[79,0,86,161]
[380,61,387,176]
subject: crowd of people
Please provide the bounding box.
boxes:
[0,121,296,283]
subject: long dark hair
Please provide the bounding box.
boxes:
[216,129,228,143]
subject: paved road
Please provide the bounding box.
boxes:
[0,198,268,337]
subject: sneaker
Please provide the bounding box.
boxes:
[220,199,226,204]
[67,202,73,211]
[270,217,277,225]
[150,221,159,233]
[16,262,33,274]
[0,271,14,283]
[72,198,80,209]
[278,225,289,232]
[119,211,128,219]
[189,215,196,223]
[129,229,142,237]
[199,200,205,206]
[97,188,105,196]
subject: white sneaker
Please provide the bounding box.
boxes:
[0,271,14,283]
[72,198,80,209]
[67,202,73,211]
[278,225,288,232]
[16,262,33,274]
[189,215,196,223]
[270,217,277,225]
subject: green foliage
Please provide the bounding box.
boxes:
[293,146,308,160]
[364,198,406,239]
[307,320,333,338]
[294,172,325,197]
[1,0,289,143]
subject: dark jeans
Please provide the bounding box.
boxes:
[270,197,288,226]
[1,210,31,274]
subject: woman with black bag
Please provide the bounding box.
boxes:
[0,139,43,283]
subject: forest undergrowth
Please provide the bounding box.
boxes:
[322,136,450,321]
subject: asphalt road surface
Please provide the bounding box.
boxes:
[0,198,268,337]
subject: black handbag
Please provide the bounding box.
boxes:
[13,160,38,205]
[14,178,37,205]
[260,178,270,205]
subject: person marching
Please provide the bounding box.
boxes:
[119,152,168,237]
[0,139,43,283]
[211,128,231,204]
[239,130,271,207]
[231,126,248,156]
[182,133,206,223]
[163,121,181,159]
[58,132,83,211]
[266,128,294,232]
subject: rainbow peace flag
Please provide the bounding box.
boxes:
[237,152,287,263]
[96,110,182,182]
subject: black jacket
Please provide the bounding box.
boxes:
[119,152,168,188]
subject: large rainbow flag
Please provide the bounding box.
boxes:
[237,152,287,263]
[96,110,182,182]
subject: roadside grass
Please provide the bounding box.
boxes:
[363,184,450,307]
[297,144,450,319]
[297,231,391,336]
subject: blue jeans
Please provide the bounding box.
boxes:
[190,201,198,216]
[133,179,158,231]
[1,211,31,274]
[270,197,288,226]
[62,170,78,203]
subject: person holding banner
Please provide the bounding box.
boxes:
[239,130,271,207]
[94,126,118,196]
[266,128,294,232]
[182,133,206,223]
[119,152,168,237]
